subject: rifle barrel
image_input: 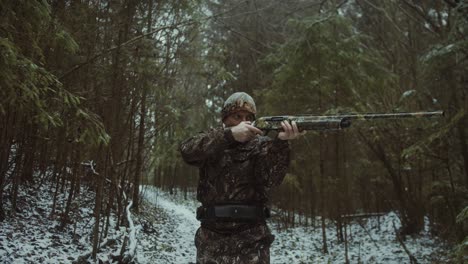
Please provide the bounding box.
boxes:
[337,110,444,120]
[253,111,444,131]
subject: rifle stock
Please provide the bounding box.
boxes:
[252,111,444,132]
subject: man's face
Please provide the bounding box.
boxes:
[224,110,255,127]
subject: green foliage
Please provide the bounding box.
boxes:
[402,108,465,159]
[456,206,468,225]
[453,236,468,264]
[454,206,468,263]
[281,173,303,194]
[430,180,468,238]
[421,41,468,64]
[54,29,80,54]
[431,180,468,200]
[0,0,108,146]
[75,108,110,146]
[260,14,390,115]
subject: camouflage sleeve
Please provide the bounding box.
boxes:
[255,138,290,188]
[179,127,237,167]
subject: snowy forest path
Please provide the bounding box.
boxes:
[135,187,198,263]
[132,187,448,263]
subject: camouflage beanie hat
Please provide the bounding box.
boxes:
[221,92,257,121]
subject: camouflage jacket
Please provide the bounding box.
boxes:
[180,127,289,232]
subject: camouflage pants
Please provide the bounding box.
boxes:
[195,224,274,264]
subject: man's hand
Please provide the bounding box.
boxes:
[230,121,264,143]
[278,121,306,140]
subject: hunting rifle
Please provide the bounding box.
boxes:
[252,111,444,132]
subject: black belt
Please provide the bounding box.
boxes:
[196,205,270,221]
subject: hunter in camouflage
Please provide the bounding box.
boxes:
[179,92,303,264]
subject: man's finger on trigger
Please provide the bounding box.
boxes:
[246,124,263,135]
[252,127,264,135]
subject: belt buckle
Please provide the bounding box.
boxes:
[214,205,242,219]
[231,206,242,218]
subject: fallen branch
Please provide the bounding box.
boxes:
[109,192,136,263]
[341,212,386,219]
[392,220,418,264]
[122,200,138,263]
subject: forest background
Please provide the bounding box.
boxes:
[1,0,467,261]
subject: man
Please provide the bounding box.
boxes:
[179,92,303,264]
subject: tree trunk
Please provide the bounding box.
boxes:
[92,146,105,260]
[319,132,328,253]
[0,105,16,221]
[11,137,25,214]
[132,86,147,212]
[61,146,80,228]
[21,122,37,183]
[457,120,468,188]
[358,132,424,235]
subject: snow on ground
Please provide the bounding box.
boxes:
[134,186,199,263]
[136,186,450,264]
[0,183,451,263]
[269,212,448,263]
[0,181,125,264]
